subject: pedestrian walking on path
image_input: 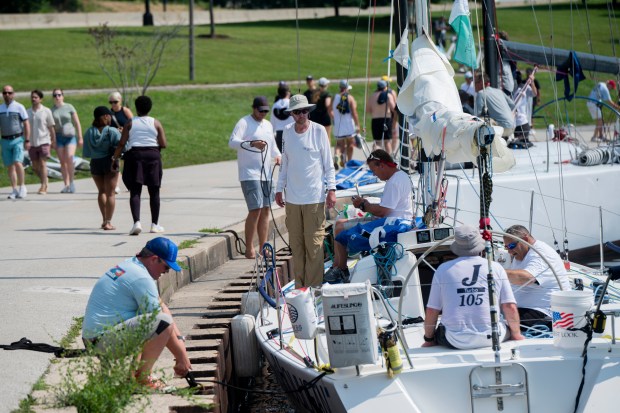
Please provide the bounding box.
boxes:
[83,106,121,231]
[113,95,168,236]
[27,89,56,195]
[51,88,83,194]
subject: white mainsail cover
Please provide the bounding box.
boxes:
[397,33,515,172]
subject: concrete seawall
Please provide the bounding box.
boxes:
[0,7,392,30]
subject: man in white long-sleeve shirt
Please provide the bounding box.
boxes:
[229,96,281,259]
[276,95,337,288]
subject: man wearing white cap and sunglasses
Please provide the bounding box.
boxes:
[276,94,336,288]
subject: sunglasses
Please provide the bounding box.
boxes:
[506,242,518,250]
[2,91,14,95]
[258,110,269,114]
[109,100,119,104]
[53,93,63,97]
[158,258,170,272]
[292,109,310,115]
[366,154,381,163]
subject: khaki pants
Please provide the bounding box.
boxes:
[285,202,326,288]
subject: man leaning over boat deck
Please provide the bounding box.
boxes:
[423,226,524,349]
[587,79,620,142]
[275,94,336,288]
[324,149,413,284]
[229,96,281,259]
[474,73,515,140]
[503,225,571,330]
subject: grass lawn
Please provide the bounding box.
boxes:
[0,4,618,189]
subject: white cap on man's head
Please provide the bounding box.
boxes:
[464,71,473,79]
[318,77,330,87]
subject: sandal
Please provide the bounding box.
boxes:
[103,221,116,231]
[138,375,168,392]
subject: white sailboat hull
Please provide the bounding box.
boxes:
[446,141,620,252]
[340,140,620,252]
[256,279,620,413]
[257,306,620,412]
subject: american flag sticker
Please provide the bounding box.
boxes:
[553,311,574,329]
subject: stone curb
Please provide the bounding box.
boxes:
[157,206,287,305]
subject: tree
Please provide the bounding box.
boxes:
[209,0,215,38]
[88,24,181,108]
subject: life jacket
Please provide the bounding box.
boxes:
[336,93,351,114]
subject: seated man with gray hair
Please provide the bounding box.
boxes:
[503,225,571,329]
[423,225,524,349]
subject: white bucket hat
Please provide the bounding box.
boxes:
[450,225,485,256]
[286,94,316,113]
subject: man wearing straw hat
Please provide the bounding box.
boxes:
[275,94,336,288]
[423,225,524,349]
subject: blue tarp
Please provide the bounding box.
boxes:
[335,217,417,254]
[335,160,378,190]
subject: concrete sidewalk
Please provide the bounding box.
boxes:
[0,160,279,412]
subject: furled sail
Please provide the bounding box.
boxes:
[397,33,515,172]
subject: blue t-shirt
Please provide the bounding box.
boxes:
[82,257,160,339]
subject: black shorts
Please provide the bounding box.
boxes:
[122,147,162,188]
[371,118,392,141]
[310,110,331,127]
[90,155,114,176]
[518,307,552,329]
[514,123,531,140]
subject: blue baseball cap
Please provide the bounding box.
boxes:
[145,237,181,272]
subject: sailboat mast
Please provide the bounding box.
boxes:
[394,0,411,172]
[482,0,499,88]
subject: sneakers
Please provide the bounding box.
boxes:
[129,221,142,236]
[69,182,76,193]
[7,188,18,200]
[324,266,350,284]
[150,223,165,233]
[333,155,340,171]
[60,186,70,193]
[17,185,27,199]
[115,186,120,194]
[339,157,345,167]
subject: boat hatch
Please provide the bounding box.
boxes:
[469,363,530,412]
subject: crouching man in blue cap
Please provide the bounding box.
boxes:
[82,237,191,390]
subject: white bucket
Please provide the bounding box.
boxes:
[551,290,593,349]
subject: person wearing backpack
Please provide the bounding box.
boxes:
[331,80,360,170]
[271,81,294,152]
[367,80,397,154]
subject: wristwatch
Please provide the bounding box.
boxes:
[423,335,435,342]
[359,200,367,212]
